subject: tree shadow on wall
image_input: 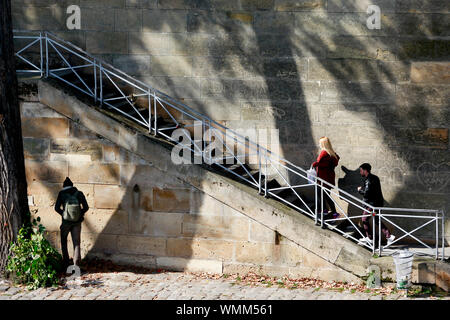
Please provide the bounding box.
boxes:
[14,0,450,268]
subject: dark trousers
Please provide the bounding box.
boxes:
[361,207,390,240]
[60,222,82,266]
[318,186,336,213]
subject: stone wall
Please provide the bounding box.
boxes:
[20,80,366,282]
[12,1,449,241]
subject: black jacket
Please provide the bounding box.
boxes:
[54,186,89,223]
[358,173,384,207]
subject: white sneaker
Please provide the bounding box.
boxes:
[358,237,373,246]
[386,235,396,246]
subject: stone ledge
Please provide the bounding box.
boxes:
[156,257,223,274]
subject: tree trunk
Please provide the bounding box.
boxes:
[0,0,30,271]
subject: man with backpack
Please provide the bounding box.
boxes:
[54,177,89,268]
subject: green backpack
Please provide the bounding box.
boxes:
[62,191,81,222]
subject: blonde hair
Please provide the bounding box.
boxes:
[319,137,337,159]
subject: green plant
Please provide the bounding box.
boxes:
[6,218,62,290]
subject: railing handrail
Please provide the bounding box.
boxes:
[15,30,376,209]
[13,30,445,260]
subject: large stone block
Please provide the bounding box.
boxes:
[50,138,103,161]
[241,0,274,10]
[411,62,450,83]
[23,138,49,160]
[121,164,186,188]
[259,57,308,80]
[167,34,211,56]
[82,8,115,31]
[200,78,320,102]
[393,13,446,37]
[142,9,187,32]
[27,181,61,208]
[69,163,120,184]
[117,235,166,255]
[126,0,157,8]
[83,209,128,234]
[153,188,191,213]
[187,11,251,34]
[115,8,142,32]
[193,56,257,79]
[249,220,277,243]
[254,11,295,33]
[383,127,449,149]
[325,36,397,60]
[327,0,395,12]
[398,39,448,60]
[94,185,126,209]
[208,33,254,57]
[234,242,274,265]
[129,32,170,55]
[157,0,196,9]
[86,32,128,54]
[129,211,183,236]
[396,0,450,13]
[112,55,151,76]
[31,207,61,232]
[21,102,64,118]
[150,56,193,77]
[12,6,63,30]
[166,238,234,260]
[80,0,125,8]
[79,232,120,256]
[321,82,395,104]
[190,192,229,216]
[275,0,326,11]
[182,215,249,240]
[69,121,100,140]
[156,256,223,273]
[396,84,449,106]
[26,160,68,183]
[22,118,69,138]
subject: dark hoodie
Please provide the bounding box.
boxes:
[54,186,89,223]
[358,173,384,207]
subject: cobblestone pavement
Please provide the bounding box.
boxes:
[1,271,448,300]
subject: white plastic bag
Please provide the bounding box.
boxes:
[307,166,317,184]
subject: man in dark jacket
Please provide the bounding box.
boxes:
[357,163,395,247]
[54,177,89,268]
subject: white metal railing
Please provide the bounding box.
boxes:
[13,30,446,260]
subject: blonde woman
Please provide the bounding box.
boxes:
[312,137,340,218]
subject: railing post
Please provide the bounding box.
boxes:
[99,62,103,106]
[314,182,318,225]
[153,92,157,136]
[93,60,97,103]
[372,209,375,255]
[258,147,262,195]
[436,211,439,260]
[378,209,382,256]
[148,91,152,133]
[45,32,49,78]
[264,150,268,198]
[39,32,44,78]
[441,210,445,261]
[320,185,324,228]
